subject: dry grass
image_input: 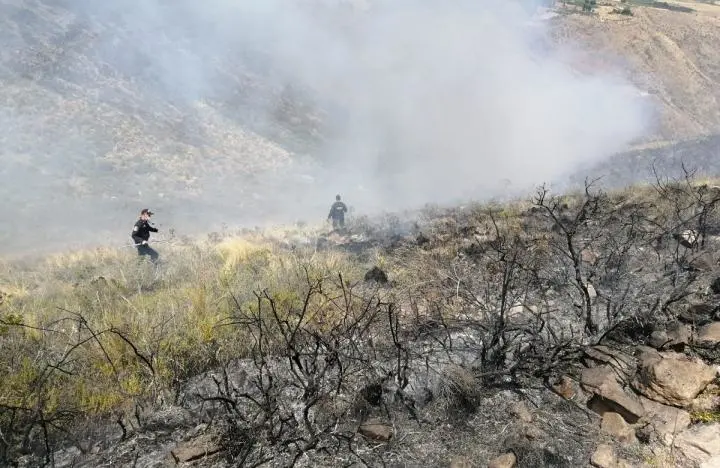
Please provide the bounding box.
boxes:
[0,223,367,458]
[2,177,720,464]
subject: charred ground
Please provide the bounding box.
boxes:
[2,169,720,467]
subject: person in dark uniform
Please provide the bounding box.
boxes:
[327,194,348,230]
[131,208,159,262]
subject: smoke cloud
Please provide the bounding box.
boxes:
[0,0,650,255]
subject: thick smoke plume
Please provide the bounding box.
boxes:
[0,0,650,255]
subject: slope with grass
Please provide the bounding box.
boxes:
[2,174,720,467]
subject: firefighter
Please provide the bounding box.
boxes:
[131,208,159,262]
[327,194,348,230]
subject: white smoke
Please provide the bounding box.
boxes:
[0,0,651,254]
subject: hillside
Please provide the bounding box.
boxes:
[551,0,720,142]
[1,175,720,467]
[1,0,720,256]
[2,2,720,466]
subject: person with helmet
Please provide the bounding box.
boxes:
[131,208,160,262]
[327,194,348,230]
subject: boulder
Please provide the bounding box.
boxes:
[590,444,616,468]
[551,375,578,400]
[635,345,662,363]
[358,419,393,441]
[634,355,717,407]
[696,322,720,345]
[583,346,636,377]
[649,322,691,350]
[667,322,692,346]
[639,396,691,446]
[170,433,222,464]
[675,423,720,466]
[582,366,645,423]
[488,452,517,468]
[589,444,633,468]
[600,412,636,445]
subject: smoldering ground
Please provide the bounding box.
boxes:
[0,0,651,255]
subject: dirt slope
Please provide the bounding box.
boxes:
[551,1,720,142]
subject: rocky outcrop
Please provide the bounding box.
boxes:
[633,353,717,407]
[696,322,720,345]
[639,396,691,445]
[590,444,632,468]
[583,346,636,378]
[582,366,645,423]
[674,423,720,466]
[600,412,636,445]
[649,322,691,350]
[169,433,222,464]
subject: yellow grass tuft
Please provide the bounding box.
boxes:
[45,247,125,270]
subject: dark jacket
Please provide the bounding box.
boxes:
[131,219,158,244]
[328,201,348,220]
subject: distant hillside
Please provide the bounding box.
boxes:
[550,0,720,141]
[2,0,720,255]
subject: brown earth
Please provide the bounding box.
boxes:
[550,0,720,143]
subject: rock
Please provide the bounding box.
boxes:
[358,419,393,441]
[449,456,472,468]
[639,396,691,445]
[583,346,636,377]
[170,433,221,464]
[701,456,720,468]
[667,322,692,346]
[364,266,388,284]
[582,366,645,423]
[696,322,720,345]
[675,423,720,466]
[551,375,578,400]
[590,444,616,468]
[601,412,636,445]
[675,230,698,249]
[509,401,533,423]
[649,331,670,349]
[488,452,517,468]
[634,355,717,407]
[522,425,546,440]
[649,322,691,350]
[635,345,662,363]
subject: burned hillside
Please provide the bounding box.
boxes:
[1,171,719,467]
